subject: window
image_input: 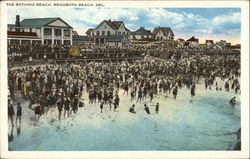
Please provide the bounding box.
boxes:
[102,31,105,35]
[64,29,70,37]
[122,32,125,35]
[118,32,121,35]
[44,28,52,35]
[44,39,52,45]
[107,31,110,36]
[160,37,163,40]
[97,31,100,36]
[54,29,62,36]
[30,28,32,32]
[64,40,70,45]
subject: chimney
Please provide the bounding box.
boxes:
[15,15,20,32]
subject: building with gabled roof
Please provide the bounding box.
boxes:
[87,19,130,45]
[86,28,94,36]
[129,27,154,42]
[176,38,185,47]
[186,36,199,47]
[205,40,214,46]
[187,36,199,43]
[152,26,174,40]
[8,15,73,45]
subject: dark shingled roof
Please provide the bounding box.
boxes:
[106,35,128,42]
[96,20,130,31]
[130,27,151,35]
[73,35,90,41]
[206,40,214,44]
[187,36,199,42]
[17,17,73,28]
[152,27,174,36]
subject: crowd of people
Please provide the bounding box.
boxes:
[7,47,241,128]
[8,40,239,65]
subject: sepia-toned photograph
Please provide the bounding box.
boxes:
[0,0,249,158]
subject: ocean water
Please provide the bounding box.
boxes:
[8,82,240,151]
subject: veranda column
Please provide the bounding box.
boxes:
[61,28,64,45]
[52,28,55,45]
[41,27,44,45]
[70,29,72,45]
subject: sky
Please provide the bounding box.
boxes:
[8,8,241,44]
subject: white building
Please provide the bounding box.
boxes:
[8,15,73,45]
[152,27,174,40]
[129,27,154,42]
[205,40,214,46]
[186,36,199,47]
[86,20,130,45]
[216,40,227,46]
[176,38,185,47]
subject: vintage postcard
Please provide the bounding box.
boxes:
[0,0,249,158]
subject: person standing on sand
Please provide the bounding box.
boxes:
[190,84,195,97]
[172,86,178,99]
[8,99,15,127]
[34,104,41,126]
[155,103,160,114]
[16,103,22,124]
[144,104,150,114]
[64,97,70,118]
[56,98,63,121]
[100,102,104,113]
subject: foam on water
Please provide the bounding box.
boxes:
[8,82,240,151]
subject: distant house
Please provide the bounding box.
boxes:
[235,44,241,47]
[205,40,214,46]
[226,42,231,46]
[216,40,227,46]
[152,26,174,40]
[8,15,73,45]
[72,35,92,45]
[186,36,199,47]
[226,45,240,51]
[86,20,130,45]
[106,35,130,47]
[129,27,154,42]
[176,38,185,47]
[86,28,94,37]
